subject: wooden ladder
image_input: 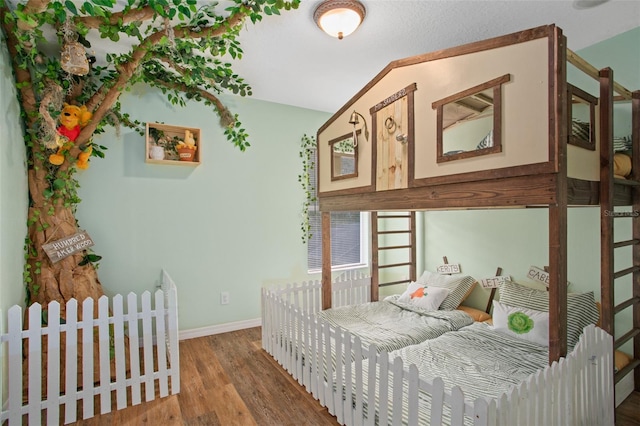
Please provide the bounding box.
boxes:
[371,212,417,301]
[599,68,640,392]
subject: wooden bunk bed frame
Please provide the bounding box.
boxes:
[316,23,639,386]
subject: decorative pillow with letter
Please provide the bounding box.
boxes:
[398,281,450,311]
[417,270,477,310]
[492,301,549,346]
[498,280,599,348]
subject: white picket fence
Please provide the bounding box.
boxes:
[262,276,615,426]
[0,269,180,425]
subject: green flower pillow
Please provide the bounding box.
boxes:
[492,300,549,346]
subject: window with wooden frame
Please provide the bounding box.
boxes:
[432,74,511,163]
[567,84,597,151]
[330,131,359,181]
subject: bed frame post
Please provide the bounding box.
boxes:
[632,90,640,391]
[322,211,332,309]
[599,67,615,337]
[548,29,568,363]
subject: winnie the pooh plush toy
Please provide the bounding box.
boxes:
[49,103,93,166]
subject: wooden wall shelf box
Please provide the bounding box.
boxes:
[145,122,201,166]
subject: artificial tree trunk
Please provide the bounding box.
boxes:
[25,128,106,313]
[27,173,104,310]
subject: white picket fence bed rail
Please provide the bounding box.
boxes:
[261,276,615,426]
[0,269,180,425]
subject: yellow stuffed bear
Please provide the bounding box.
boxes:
[49,103,93,167]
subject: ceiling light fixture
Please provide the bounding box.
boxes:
[314,0,366,40]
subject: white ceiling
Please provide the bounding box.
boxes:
[227,0,640,113]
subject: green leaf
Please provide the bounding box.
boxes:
[53,179,66,190]
[178,5,191,18]
[91,0,115,6]
[65,0,78,15]
[14,10,37,27]
[83,2,95,15]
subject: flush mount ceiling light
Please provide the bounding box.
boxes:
[314,0,366,40]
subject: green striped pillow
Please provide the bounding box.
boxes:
[498,280,599,348]
[417,270,477,311]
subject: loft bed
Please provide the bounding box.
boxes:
[262,24,637,424]
[316,23,638,365]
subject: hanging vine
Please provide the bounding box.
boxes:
[298,133,317,244]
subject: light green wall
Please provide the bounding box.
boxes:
[0,31,28,406]
[75,85,330,330]
[416,26,640,352]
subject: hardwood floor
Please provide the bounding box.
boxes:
[617,391,640,426]
[69,327,337,425]
[67,327,639,425]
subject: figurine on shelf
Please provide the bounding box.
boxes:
[176,130,197,161]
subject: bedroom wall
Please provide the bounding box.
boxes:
[74,85,331,333]
[0,30,29,408]
[412,26,640,353]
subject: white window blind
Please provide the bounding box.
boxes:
[307,148,366,271]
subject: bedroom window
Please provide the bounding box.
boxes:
[330,131,359,181]
[567,84,597,151]
[432,74,511,163]
[307,148,368,271]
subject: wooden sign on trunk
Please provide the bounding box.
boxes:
[43,231,94,263]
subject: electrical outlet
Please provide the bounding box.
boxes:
[220,291,230,305]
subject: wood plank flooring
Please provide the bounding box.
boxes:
[67,327,639,425]
[68,327,337,425]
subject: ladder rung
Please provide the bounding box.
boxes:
[378,262,412,269]
[377,214,411,219]
[614,296,640,314]
[612,213,638,218]
[615,358,640,384]
[378,245,412,251]
[379,279,411,287]
[613,265,640,279]
[614,239,640,248]
[378,230,411,235]
[614,327,640,349]
[614,178,640,187]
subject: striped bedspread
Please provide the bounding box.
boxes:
[316,297,474,353]
[355,322,549,425]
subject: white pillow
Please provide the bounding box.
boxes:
[410,286,450,311]
[398,281,450,311]
[417,270,477,310]
[398,281,423,303]
[492,301,549,347]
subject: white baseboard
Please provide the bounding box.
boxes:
[615,372,635,407]
[179,317,261,341]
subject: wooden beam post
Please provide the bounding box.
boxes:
[600,67,615,337]
[321,211,332,310]
[632,90,640,391]
[548,29,568,363]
